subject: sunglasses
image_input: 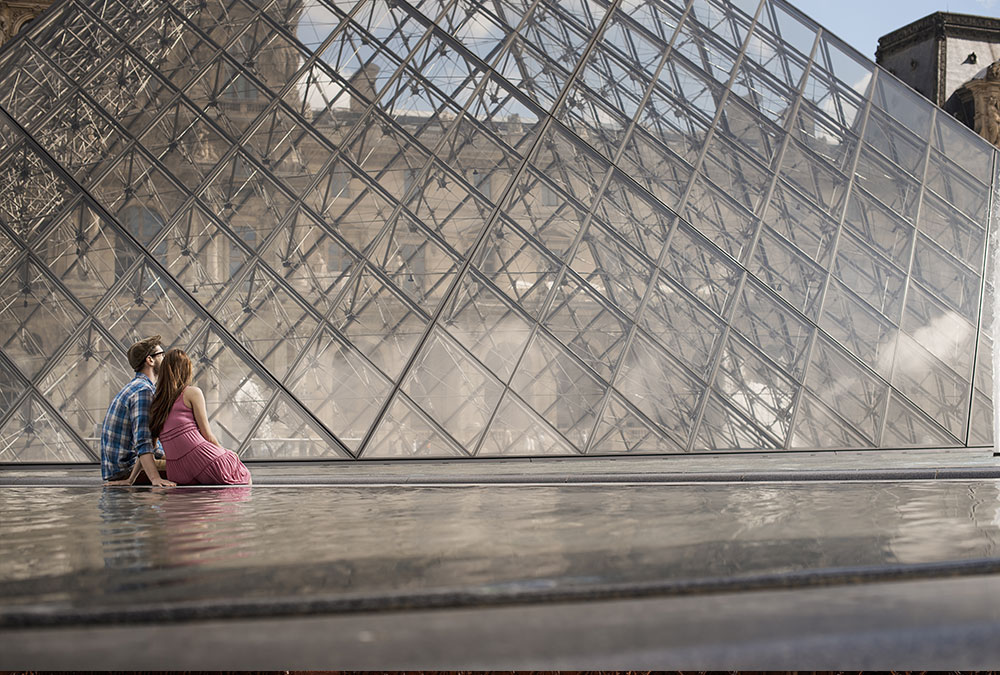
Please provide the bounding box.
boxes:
[148,349,165,359]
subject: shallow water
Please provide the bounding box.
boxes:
[1,481,999,614]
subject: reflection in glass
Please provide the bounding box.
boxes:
[0,0,995,463]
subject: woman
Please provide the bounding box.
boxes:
[148,349,251,485]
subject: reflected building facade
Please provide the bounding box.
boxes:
[0,0,995,463]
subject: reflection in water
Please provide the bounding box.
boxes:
[0,481,998,613]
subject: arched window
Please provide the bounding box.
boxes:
[117,205,167,278]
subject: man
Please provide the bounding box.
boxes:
[101,335,176,487]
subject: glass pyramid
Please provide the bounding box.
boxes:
[0,0,995,463]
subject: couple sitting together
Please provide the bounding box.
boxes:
[101,335,251,487]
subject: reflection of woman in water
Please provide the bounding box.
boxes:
[148,349,251,486]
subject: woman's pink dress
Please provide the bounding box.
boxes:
[160,391,251,485]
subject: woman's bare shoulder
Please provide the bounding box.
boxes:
[182,385,204,407]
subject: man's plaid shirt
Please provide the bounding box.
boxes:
[100,373,163,480]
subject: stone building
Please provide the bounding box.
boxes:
[877,12,1000,144]
[0,1,50,46]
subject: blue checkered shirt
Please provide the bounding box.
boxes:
[100,373,163,480]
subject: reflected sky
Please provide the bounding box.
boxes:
[1,480,999,617]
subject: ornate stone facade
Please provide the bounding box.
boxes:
[877,12,1000,148]
[0,1,51,47]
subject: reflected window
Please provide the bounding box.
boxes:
[541,182,560,207]
[327,242,351,275]
[398,242,424,299]
[221,61,257,101]
[231,224,256,276]
[470,169,491,200]
[403,167,419,195]
[117,205,166,274]
[329,171,352,199]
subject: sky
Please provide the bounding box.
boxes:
[794,0,999,60]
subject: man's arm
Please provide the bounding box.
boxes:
[137,452,174,487]
[130,390,175,487]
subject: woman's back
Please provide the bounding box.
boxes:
[159,389,251,485]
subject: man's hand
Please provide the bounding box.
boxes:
[151,476,177,487]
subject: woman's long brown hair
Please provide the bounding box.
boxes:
[149,349,192,439]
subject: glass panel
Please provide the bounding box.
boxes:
[363,391,467,458]
[404,160,493,256]
[402,327,504,448]
[0,355,26,419]
[510,330,606,450]
[718,94,783,165]
[97,262,204,350]
[364,212,461,310]
[0,145,74,243]
[693,391,780,450]
[805,335,888,444]
[925,150,991,228]
[863,108,926,179]
[33,93,128,183]
[34,203,143,310]
[712,334,796,442]
[88,49,176,137]
[243,392,350,460]
[640,275,724,377]
[441,270,533,382]
[872,72,932,138]
[477,390,578,456]
[968,389,994,447]
[791,101,857,175]
[779,139,848,218]
[910,234,981,323]
[0,46,72,128]
[544,274,630,381]
[38,325,133,450]
[616,332,704,443]
[570,220,652,318]
[730,57,797,126]
[748,226,826,319]
[683,177,757,262]
[330,266,428,381]
[917,192,986,270]
[819,278,898,379]
[881,391,959,448]
[140,100,227,187]
[287,327,394,452]
[590,389,683,453]
[931,112,993,186]
[615,128,691,212]
[833,230,907,323]
[187,327,275,453]
[890,331,969,441]
[638,82,709,167]
[662,220,741,316]
[730,278,813,379]
[900,282,976,381]
[842,188,914,270]
[472,216,561,319]
[216,263,320,380]
[93,149,188,230]
[700,135,771,214]
[762,181,837,266]
[790,390,873,449]
[0,260,84,380]
[0,394,92,462]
